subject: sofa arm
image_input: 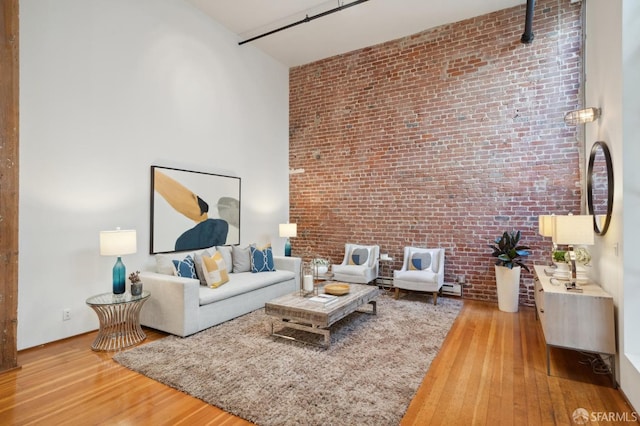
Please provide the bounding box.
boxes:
[138,271,200,337]
[274,256,301,290]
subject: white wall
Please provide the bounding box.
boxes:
[19,0,290,350]
[586,0,640,411]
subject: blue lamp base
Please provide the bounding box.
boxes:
[113,256,126,294]
[284,239,292,257]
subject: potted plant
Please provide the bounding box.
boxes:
[310,258,330,276]
[488,231,530,312]
[129,270,143,296]
[552,247,591,279]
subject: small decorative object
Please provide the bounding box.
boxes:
[311,258,330,277]
[551,247,590,280]
[489,231,530,312]
[300,262,316,296]
[129,270,143,296]
[569,247,591,266]
[324,283,350,296]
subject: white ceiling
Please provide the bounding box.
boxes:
[186,0,526,67]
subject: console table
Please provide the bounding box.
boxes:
[533,265,616,387]
[86,291,150,351]
[376,256,394,288]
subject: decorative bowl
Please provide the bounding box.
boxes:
[324,283,350,296]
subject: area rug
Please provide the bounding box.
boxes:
[114,293,462,426]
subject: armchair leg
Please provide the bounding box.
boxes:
[432,292,438,305]
[394,287,400,300]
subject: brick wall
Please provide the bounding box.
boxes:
[289,0,583,305]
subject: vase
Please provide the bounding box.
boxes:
[495,265,521,313]
[131,281,143,297]
[112,257,126,295]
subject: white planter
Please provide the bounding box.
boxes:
[552,262,570,279]
[495,265,521,313]
[313,264,328,277]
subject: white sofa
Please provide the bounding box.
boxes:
[139,253,300,337]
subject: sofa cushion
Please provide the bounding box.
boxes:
[348,247,369,265]
[201,251,229,288]
[409,251,432,271]
[407,248,440,273]
[250,245,276,273]
[394,269,439,284]
[193,249,215,286]
[332,264,369,277]
[198,270,296,305]
[216,246,233,273]
[156,252,191,275]
[232,245,252,272]
[172,255,197,279]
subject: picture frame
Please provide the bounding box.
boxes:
[150,166,241,254]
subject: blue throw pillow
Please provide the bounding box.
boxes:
[409,252,432,271]
[250,245,276,273]
[173,255,197,278]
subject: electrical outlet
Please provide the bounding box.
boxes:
[457,274,466,284]
[63,308,71,321]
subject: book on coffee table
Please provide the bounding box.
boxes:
[309,294,338,304]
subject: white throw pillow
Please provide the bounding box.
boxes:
[156,252,193,275]
[216,246,233,273]
[232,245,252,273]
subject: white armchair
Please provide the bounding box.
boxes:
[332,244,379,284]
[393,247,445,305]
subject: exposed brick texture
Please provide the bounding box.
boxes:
[289,0,583,306]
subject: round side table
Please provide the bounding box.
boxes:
[86,291,150,351]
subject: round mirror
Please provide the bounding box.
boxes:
[587,141,613,235]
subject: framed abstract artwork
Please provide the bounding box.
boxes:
[150,166,241,254]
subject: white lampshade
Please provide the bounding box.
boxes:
[279,223,297,238]
[538,215,555,237]
[100,229,137,256]
[552,215,594,245]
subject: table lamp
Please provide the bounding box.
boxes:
[279,223,297,257]
[538,214,555,266]
[552,215,594,288]
[100,228,137,294]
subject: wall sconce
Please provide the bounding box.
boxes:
[564,107,601,126]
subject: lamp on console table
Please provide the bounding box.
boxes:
[538,214,555,266]
[279,223,297,257]
[100,228,137,294]
[551,214,594,288]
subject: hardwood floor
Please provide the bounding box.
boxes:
[0,298,636,425]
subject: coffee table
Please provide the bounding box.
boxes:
[265,283,379,348]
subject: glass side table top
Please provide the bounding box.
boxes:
[86,290,150,306]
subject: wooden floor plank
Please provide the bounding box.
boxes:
[0,298,636,425]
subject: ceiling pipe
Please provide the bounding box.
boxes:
[239,0,370,46]
[520,0,535,44]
